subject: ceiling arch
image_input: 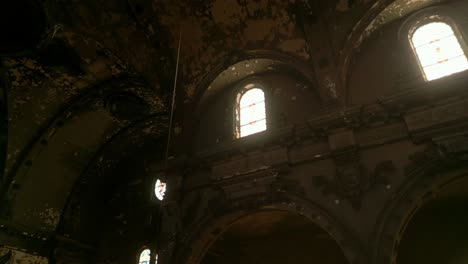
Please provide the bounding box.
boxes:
[194,50,320,112]
[178,194,366,264]
[337,0,447,102]
[0,77,165,235]
[58,112,168,246]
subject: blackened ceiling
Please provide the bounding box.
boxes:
[0,0,454,257]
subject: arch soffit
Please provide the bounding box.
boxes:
[191,50,321,115]
[398,5,467,41]
[1,76,163,234]
[2,27,165,192]
[372,164,468,264]
[178,194,365,264]
[338,0,448,103]
[57,112,168,242]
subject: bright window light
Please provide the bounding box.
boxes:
[412,22,468,81]
[237,88,267,138]
[154,179,166,201]
[138,249,158,264]
[138,249,151,264]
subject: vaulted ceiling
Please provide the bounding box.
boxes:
[0,0,452,254]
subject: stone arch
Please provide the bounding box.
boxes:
[176,192,365,264]
[338,0,445,103]
[53,111,168,263]
[192,50,321,111]
[372,151,468,264]
[183,50,325,152]
[0,76,163,235]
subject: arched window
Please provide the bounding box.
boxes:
[138,249,158,264]
[411,21,468,81]
[138,249,151,264]
[154,179,166,201]
[236,86,267,138]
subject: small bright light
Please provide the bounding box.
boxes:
[238,88,267,137]
[412,22,468,81]
[154,179,166,201]
[139,249,151,264]
[138,249,158,264]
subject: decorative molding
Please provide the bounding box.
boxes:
[193,76,468,165]
[213,167,282,200]
[405,97,468,142]
[211,147,288,180]
[405,133,468,177]
[434,133,468,160]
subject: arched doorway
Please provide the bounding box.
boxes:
[200,210,349,264]
[397,176,468,264]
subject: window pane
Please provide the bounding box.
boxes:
[423,55,468,81]
[415,35,464,67]
[238,88,266,138]
[241,119,266,137]
[412,22,454,47]
[240,88,264,108]
[412,22,468,81]
[240,101,265,126]
[139,249,151,264]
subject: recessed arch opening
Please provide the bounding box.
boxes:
[195,55,320,115]
[200,210,350,264]
[396,176,468,264]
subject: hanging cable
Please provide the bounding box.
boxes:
[154,29,181,205]
[152,30,182,263]
[164,30,182,172]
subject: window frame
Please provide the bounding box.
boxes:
[233,82,269,139]
[408,15,468,81]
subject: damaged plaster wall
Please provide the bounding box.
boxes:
[0,247,48,264]
[44,0,169,90]
[150,0,311,100]
[3,32,130,179]
[361,0,444,44]
[2,0,168,234]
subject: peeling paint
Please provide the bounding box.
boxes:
[359,0,437,47]
[151,0,311,98]
[0,248,48,264]
[39,207,61,228]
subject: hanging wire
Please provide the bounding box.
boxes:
[164,30,182,172]
[152,30,182,263]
